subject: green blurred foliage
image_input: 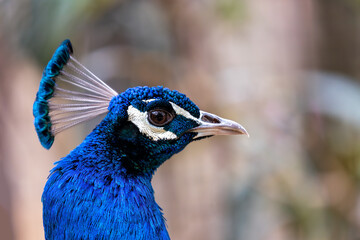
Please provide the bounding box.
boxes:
[215,0,247,23]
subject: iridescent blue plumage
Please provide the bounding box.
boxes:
[34,40,248,240]
[42,87,200,239]
[33,39,73,149]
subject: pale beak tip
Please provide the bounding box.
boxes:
[236,125,250,138]
[243,129,250,138]
[189,111,249,138]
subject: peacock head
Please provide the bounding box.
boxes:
[33,39,248,173]
[97,86,248,172]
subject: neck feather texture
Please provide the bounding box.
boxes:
[42,125,170,240]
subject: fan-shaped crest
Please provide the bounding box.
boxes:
[33,40,117,149]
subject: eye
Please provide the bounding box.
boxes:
[148,109,175,127]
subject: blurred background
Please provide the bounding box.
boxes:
[1,0,360,239]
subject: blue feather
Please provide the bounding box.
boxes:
[35,40,248,239]
[33,39,73,149]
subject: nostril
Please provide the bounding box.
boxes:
[201,114,221,124]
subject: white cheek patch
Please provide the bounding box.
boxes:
[127,102,200,141]
[127,105,178,141]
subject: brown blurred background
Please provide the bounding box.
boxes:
[1,0,360,239]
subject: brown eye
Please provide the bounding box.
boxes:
[148,109,174,126]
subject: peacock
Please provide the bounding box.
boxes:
[33,39,248,240]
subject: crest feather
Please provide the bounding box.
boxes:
[33,39,117,149]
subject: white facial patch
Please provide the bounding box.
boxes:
[169,102,200,123]
[127,101,200,141]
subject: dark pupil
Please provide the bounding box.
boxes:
[152,111,166,123]
[148,109,173,126]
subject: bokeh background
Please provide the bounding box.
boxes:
[1,0,360,239]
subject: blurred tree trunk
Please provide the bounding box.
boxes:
[0,32,78,240]
[0,38,15,240]
[316,0,360,79]
[305,0,360,239]
[154,1,318,240]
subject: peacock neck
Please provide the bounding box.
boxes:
[43,126,170,239]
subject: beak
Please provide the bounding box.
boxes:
[188,111,249,138]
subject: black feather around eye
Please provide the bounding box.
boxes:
[145,99,173,112]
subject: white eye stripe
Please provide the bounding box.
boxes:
[127,102,199,141]
[169,102,200,124]
[142,99,157,103]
